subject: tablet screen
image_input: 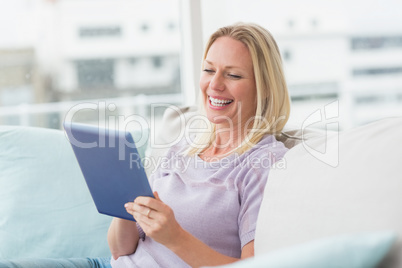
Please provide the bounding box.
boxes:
[64,123,154,221]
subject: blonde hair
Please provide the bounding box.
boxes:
[187,22,290,156]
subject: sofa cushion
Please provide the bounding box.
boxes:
[0,126,112,259]
[255,117,402,267]
[213,231,396,268]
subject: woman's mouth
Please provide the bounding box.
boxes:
[208,96,234,107]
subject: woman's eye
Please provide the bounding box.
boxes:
[228,74,242,79]
[203,69,214,73]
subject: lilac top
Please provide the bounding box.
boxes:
[111,135,288,267]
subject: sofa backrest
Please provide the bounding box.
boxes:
[255,117,402,267]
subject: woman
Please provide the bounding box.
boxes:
[108,22,290,268]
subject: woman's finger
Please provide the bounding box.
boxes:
[126,202,152,217]
[134,196,164,212]
[125,204,154,228]
[133,211,153,226]
[125,202,160,222]
[124,202,135,215]
[154,191,161,201]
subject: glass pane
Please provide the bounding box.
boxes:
[200,0,402,130]
[0,0,183,131]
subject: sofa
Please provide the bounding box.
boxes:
[0,105,401,267]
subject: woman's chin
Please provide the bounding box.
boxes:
[206,114,234,126]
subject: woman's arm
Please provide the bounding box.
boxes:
[167,230,254,267]
[107,218,140,260]
[125,192,253,267]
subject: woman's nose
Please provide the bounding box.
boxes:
[209,73,224,91]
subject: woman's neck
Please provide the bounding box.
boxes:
[199,126,246,161]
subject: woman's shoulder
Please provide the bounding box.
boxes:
[232,134,288,171]
[247,134,288,155]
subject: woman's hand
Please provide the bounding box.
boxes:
[125,191,243,267]
[125,191,184,247]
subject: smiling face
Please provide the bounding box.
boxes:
[200,36,257,131]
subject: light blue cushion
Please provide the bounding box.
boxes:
[213,231,396,268]
[0,126,149,259]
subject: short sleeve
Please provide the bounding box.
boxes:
[237,141,288,248]
[237,166,271,248]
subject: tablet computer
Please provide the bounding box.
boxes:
[63,122,154,222]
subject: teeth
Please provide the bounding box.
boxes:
[209,96,233,107]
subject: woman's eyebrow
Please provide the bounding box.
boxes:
[204,60,242,70]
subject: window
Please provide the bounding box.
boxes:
[311,19,318,28]
[76,59,115,88]
[355,95,383,104]
[289,82,339,100]
[287,20,295,29]
[79,26,122,38]
[3,0,402,130]
[199,0,402,129]
[282,49,292,61]
[0,49,35,106]
[351,36,402,50]
[152,56,162,68]
[0,0,183,129]
[167,21,177,31]
[141,23,150,33]
[353,66,402,77]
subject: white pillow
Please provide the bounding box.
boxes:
[256,117,402,267]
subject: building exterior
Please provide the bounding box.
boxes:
[0,0,183,127]
[36,0,182,101]
[1,0,401,130]
[346,34,402,126]
[200,0,402,129]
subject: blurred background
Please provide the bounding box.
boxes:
[0,0,401,133]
